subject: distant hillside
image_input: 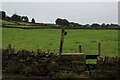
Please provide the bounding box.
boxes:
[0,19,60,29]
[1,19,120,29]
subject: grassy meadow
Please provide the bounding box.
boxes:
[1,28,119,57]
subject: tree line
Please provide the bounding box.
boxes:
[55,18,119,29]
[0,11,36,23]
[0,11,119,29]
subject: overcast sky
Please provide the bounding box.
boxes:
[2,2,118,24]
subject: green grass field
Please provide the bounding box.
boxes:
[1,28,119,56]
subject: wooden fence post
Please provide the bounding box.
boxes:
[98,43,101,56]
[59,27,65,55]
[79,45,82,53]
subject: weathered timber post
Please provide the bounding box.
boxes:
[59,27,65,55]
[98,43,101,56]
[55,18,69,55]
[79,45,82,53]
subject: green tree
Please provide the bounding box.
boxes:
[91,23,100,28]
[11,14,22,22]
[55,18,69,26]
[31,18,35,23]
[21,16,29,22]
[101,23,106,28]
[0,11,6,20]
